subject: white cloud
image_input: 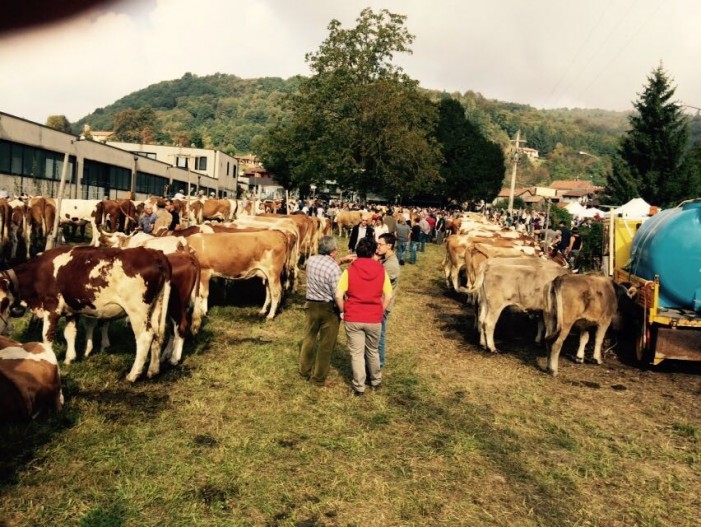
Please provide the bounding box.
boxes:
[1,0,700,124]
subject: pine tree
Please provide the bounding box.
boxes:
[618,65,688,206]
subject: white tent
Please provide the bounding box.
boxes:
[611,197,652,218]
[565,202,587,217]
[580,207,605,219]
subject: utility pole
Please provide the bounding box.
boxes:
[508,130,527,214]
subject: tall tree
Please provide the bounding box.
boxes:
[618,65,688,206]
[258,8,441,200]
[113,107,158,143]
[603,155,639,204]
[434,97,504,202]
[45,115,71,133]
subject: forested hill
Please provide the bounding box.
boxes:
[73,72,639,170]
[73,73,303,154]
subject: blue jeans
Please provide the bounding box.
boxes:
[378,310,390,368]
[409,241,419,263]
[396,241,408,262]
[419,232,427,252]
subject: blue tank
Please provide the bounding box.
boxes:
[629,199,701,313]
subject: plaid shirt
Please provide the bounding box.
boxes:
[305,254,341,302]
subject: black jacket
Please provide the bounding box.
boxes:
[348,224,375,252]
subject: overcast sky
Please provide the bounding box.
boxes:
[1,0,699,125]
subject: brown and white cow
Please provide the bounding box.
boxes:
[57,199,101,246]
[0,246,172,382]
[95,199,137,234]
[0,336,64,422]
[469,256,569,353]
[543,274,636,375]
[95,233,202,366]
[186,231,288,319]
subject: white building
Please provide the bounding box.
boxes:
[0,111,220,199]
[106,142,239,197]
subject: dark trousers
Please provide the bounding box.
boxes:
[299,301,340,385]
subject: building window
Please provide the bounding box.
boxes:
[176,156,188,168]
[195,156,207,171]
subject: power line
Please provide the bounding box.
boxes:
[575,0,668,104]
[545,1,614,106]
[552,0,640,107]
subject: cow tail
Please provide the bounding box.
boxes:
[464,264,485,297]
[190,253,203,335]
[545,276,563,344]
[152,276,172,348]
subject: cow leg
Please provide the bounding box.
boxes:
[547,321,574,376]
[265,278,282,320]
[483,305,504,352]
[592,322,611,365]
[83,317,97,357]
[167,317,186,365]
[260,277,271,316]
[62,315,79,364]
[127,327,154,382]
[575,328,590,364]
[101,322,111,352]
[534,317,545,345]
[199,270,212,316]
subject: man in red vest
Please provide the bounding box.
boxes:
[336,238,393,396]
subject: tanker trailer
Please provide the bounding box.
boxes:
[615,198,701,364]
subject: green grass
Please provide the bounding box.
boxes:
[1,239,701,526]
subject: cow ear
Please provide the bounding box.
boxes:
[626,286,638,299]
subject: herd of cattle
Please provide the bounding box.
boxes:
[0,201,635,422]
[443,213,637,375]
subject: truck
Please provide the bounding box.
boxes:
[611,198,701,364]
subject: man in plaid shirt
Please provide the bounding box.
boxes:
[299,236,352,387]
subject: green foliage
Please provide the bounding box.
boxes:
[259,8,441,199]
[618,65,690,207]
[45,115,71,133]
[74,73,301,154]
[434,97,505,202]
[113,106,158,143]
[603,155,639,205]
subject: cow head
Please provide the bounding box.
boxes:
[612,281,639,331]
[0,277,19,334]
[99,231,130,248]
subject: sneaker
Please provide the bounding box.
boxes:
[399,260,405,266]
[351,388,365,397]
[372,383,382,392]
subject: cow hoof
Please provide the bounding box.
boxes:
[64,358,74,365]
[126,373,138,383]
[547,368,558,377]
[147,368,159,379]
[575,357,584,364]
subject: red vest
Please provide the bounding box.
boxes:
[343,258,385,324]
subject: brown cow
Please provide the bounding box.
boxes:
[334,210,362,237]
[189,199,231,224]
[95,199,137,234]
[470,256,569,352]
[0,336,64,421]
[186,231,288,319]
[543,274,636,375]
[0,246,172,382]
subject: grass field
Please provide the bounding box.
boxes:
[1,240,700,526]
